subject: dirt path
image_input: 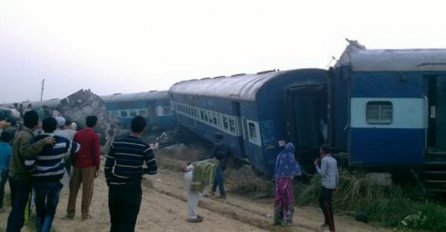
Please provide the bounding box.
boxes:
[1,156,394,232]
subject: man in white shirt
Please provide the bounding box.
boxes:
[315,144,339,232]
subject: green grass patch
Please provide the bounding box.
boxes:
[297,169,446,231]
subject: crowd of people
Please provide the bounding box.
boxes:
[181,133,339,232]
[0,107,161,232]
[0,103,339,232]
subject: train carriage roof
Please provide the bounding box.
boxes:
[101,91,169,103]
[169,69,324,101]
[337,41,446,72]
[22,98,61,109]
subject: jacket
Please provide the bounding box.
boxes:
[9,127,48,181]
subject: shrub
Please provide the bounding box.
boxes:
[298,169,446,231]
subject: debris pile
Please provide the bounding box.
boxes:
[58,89,118,143]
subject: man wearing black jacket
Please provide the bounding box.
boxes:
[210,133,230,199]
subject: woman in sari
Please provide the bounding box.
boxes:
[273,142,302,225]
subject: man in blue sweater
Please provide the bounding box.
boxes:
[25,117,79,232]
[104,116,158,232]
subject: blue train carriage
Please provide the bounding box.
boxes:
[331,42,446,171]
[169,69,327,177]
[26,98,61,111]
[101,91,175,131]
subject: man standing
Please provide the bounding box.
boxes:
[210,133,230,199]
[315,144,339,232]
[105,116,157,232]
[7,111,54,232]
[183,159,218,223]
[65,116,100,220]
[25,117,79,231]
[103,125,116,155]
[62,119,78,177]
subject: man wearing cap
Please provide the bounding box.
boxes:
[54,117,76,178]
[54,116,68,139]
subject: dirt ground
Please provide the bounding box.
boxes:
[0,145,395,232]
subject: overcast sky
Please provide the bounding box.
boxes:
[1,0,445,104]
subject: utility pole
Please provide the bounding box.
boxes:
[40,79,45,101]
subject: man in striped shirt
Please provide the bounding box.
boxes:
[25,117,80,232]
[104,115,157,232]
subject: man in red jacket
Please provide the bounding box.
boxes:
[64,116,100,220]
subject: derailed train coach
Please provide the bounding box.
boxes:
[101,91,175,131]
[329,43,446,173]
[170,42,446,184]
[328,43,446,192]
[169,69,328,177]
[16,90,176,132]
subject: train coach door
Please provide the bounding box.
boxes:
[424,75,446,192]
[426,76,446,150]
[232,102,245,157]
[285,85,327,167]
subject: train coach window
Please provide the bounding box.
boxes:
[247,120,261,145]
[204,111,209,122]
[129,109,137,117]
[164,107,172,115]
[156,105,164,116]
[223,116,229,130]
[229,118,236,133]
[217,114,223,128]
[156,105,172,116]
[109,111,119,118]
[138,109,147,117]
[366,101,393,124]
[248,122,256,139]
[120,110,129,118]
[212,113,217,125]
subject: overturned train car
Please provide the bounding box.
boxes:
[169,69,328,177]
[170,44,446,185]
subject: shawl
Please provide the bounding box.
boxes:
[190,159,218,192]
[274,143,302,179]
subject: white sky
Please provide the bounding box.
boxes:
[1,0,445,104]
